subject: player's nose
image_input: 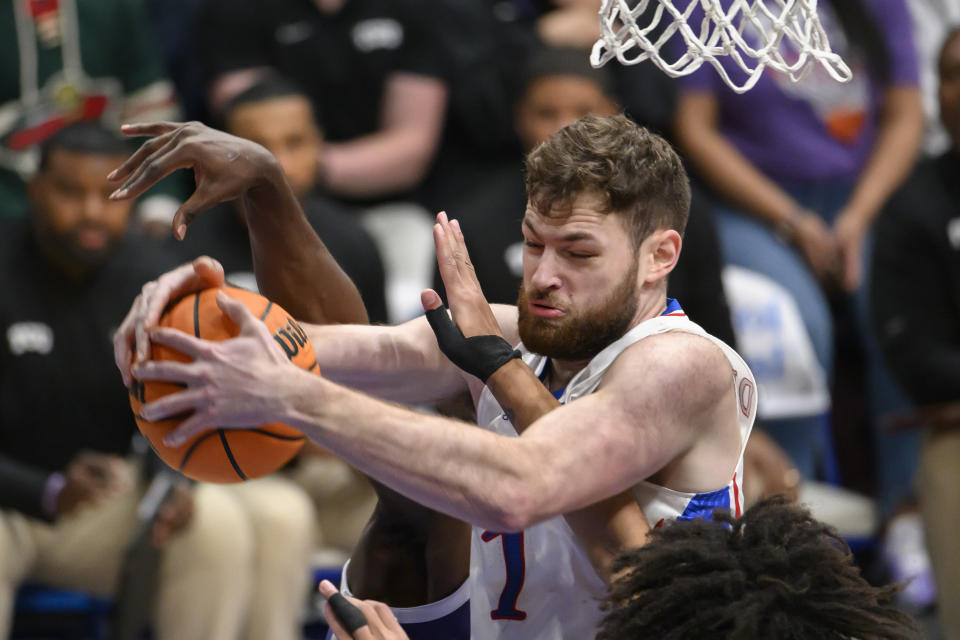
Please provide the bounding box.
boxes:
[529,251,563,291]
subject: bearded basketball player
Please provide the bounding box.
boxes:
[113,114,756,639]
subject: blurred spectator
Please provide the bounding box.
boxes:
[200,0,448,321]
[0,123,314,640]
[422,1,675,218]
[201,0,446,204]
[872,26,960,633]
[496,0,677,136]
[0,0,183,231]
[905,0,960,156]
[674,0,924,482]
[177,76,389,325]
[175,76,384,555]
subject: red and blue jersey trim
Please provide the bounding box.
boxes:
[676,486,732,522]
[662,297,686,317]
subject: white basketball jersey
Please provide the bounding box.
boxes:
[470,300,757,640]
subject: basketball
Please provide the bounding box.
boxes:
[128,286,318,483]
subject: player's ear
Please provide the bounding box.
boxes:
[642,229,681,284]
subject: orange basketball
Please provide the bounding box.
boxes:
[128,286,318,482]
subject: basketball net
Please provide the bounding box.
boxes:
[590,0,853,94]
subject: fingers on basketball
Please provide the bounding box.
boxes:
[129,286,320,483]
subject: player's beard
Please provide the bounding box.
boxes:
[517,260,640,362]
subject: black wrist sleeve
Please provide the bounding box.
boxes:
[425,305,521,383]
[326,592,368,635]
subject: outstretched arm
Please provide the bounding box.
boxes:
[276,331,722,531]
[131,270,725,535]
[111,122,367,385]
[110,121,367,325]
[134,306,718,531]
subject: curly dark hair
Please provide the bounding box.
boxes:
[524,114,690,250]
[597,497,920,640]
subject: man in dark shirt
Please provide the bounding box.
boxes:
[871,26,960,638]
[201,1,447,322]
[201,0,446,205]
[0,123,313,640]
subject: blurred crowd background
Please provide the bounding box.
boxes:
[1,0,959,638]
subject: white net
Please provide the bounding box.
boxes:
[590,0,853,94]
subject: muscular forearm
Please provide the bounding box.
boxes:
[486,360,650,581]
[842,87,923,227]
[284,372,575,532]
[305,320,467,404]
[241,159,368,324]
[485,359,560,430]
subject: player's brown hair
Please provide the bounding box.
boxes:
[597,496,920,640]
[524,114,690,250]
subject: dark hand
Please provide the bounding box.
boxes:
[742,430,800,503]
[57,454,133,518]
[791,211,841,284]
[884,401,960,433]
[107,121,285,240]
[832,211,868,292]
[113,256,225,387]
[151,483,195,548]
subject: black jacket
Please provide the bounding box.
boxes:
[0,220,181,520]
[871,151,960,406]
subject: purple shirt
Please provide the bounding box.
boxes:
[679,0,919,182]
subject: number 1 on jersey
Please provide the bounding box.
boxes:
[481,531,527,621]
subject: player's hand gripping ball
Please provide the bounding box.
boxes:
[128,287,318,482]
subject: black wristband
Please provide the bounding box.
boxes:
[425,305,521,383]
[326,592,368,635]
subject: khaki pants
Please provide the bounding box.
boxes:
[0,476,315,640]
[917,429,960,640]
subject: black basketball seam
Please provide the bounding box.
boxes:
[218,429,248,480]
[309,361,319,373]
[249,428,306,441]
[193,292,201,338]
[260,300,273,321]
[179,430,219,471]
